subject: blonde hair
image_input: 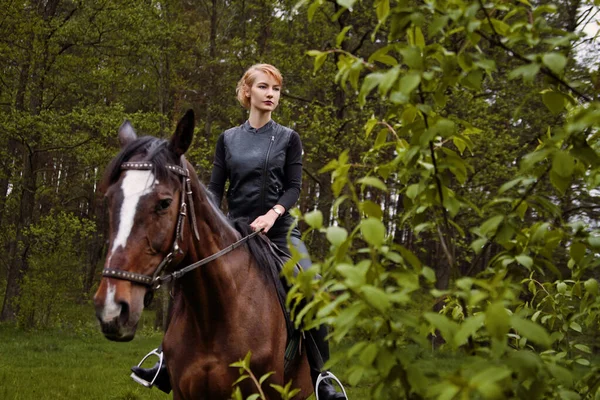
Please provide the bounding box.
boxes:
[236,64,283,109]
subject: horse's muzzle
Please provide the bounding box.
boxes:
[94,294,138,341]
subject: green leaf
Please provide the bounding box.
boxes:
[374,128,388,147]
[406,183,420,200]
[313,53,327,74]
[443,194,461,218]
[454,314,485,347]
[360,200,383,219]
[557,281,567,294]
[471,366,512,386]
[368,45,398,66]
[508,63,540,82]
[515,254,533,269]
[569,321,582,333]
[453,136,467,155]
[463,69,484,90]
[364,117,378,137]
[347,366,365,386]
[588,235,600,250]
[574,344,592,354]
[359,73,382,107]
[511,316,552,348]
[400,46,423,70]
[550,170,570,194]
[231,374,250,386]
[428,15,449,36]
[471,238,487,254]
[414,26,425,49]
[486,302,510,341]
[259,371,275,385]
[542,91,566,115]
[421,266,436,283]
[399,72,421,95]
[378,66,400,96]
[307,0,322,22]
[362,285,390,313]
[547,364,574,387]
[552,151,576,178]
[336,0,357,10]
[376,0,390,22]
[542,52,567,75]
[398,245,422,269]
[489,18,510,36]
[360,217,386,247]
[357,176,388,191]
[425,312,458,342]
[326,226,348,247]
[480,215,504,237]
[304,210,323,229]
[247,394,260,400]
[359,342,379,365]
[336,26,352,48]
[584,278,598,295]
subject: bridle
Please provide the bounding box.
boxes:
[101,156,260,298]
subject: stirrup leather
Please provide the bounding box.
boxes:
[315,371,348,400]
[130,348,164,388]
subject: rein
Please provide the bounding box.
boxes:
[102,158,259,291]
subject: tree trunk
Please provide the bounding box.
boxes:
[0,149,38,321]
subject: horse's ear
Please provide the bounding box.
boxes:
[170,109,195,157]
[118,121,137,148]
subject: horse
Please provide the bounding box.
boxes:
[93,110,312,399]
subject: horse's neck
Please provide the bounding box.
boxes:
[178,185,258,323]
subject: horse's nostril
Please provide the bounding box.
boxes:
[119,301,130,326]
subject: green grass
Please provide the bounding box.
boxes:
[0,313,361,400]
[0,323,166,400]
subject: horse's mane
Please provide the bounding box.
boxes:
[231,220,288,287]
[100,136,180,191]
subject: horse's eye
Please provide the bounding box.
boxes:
[157,199,172,211]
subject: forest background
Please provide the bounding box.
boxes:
[0,0,599,399]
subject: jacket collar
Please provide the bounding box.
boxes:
[243,119,276,134]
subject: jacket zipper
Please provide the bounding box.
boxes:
[260,135,275,214]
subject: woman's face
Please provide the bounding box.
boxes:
[247,71,281,114]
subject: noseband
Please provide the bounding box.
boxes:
[102,156,200,290]
[101,157,262,294]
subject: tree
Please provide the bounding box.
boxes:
[285,0,600,398]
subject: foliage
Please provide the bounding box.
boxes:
[283,0,600,399]
[230,351,301,400]
[17,211,96,329]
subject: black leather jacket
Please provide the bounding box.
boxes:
[208,120,302,238]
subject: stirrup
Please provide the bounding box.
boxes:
[130,348,163,388]
[315,371,348,400]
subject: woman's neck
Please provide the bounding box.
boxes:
[248,110,272,129]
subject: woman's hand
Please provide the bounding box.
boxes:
[250,209,279,233]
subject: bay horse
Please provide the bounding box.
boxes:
[93,110,312,399]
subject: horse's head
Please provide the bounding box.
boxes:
[93,110,195,341]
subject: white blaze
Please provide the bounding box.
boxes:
[101,283,120,322]
[102,170,156,320]
[111,170,156,255]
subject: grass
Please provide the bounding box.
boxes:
[0,309,361,400]
[0,323,166,400]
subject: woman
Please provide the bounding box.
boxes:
[132,64,346,400]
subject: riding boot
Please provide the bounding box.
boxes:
[307,325,347,400]
[130,347,172,394]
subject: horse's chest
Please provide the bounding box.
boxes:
[170,358,234,399]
